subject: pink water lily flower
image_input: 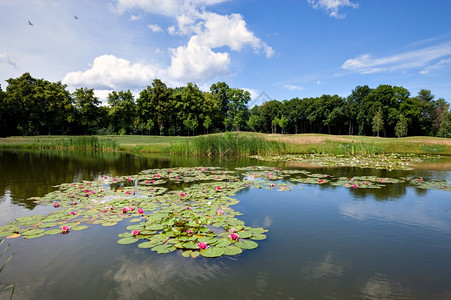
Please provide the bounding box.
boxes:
[180,193,185,197]
[70,211,76,215]
[127,178,132,182]
[129,207,135,211]
[53,203,60,208]
[186,230,193,234]
[352,184,358,189]
[104,176,108,179]
[90,190,95,194]
[110,206,114,210]
[175,176,179,180]
[216,186,221,190]
[346,183,351,187]
[102,208,107,213]
[197,242,208,249]
[125,191,131,195]
[132,230,140,236]
[185,206,191,210]
[137,208,144,214]
[62,226,70,234]
[145,180,150,184]
[229,228,236,233]
[318,179,324,183]
[113,178,117,181]
[230,233,239,240]
[122,207,128,213]
[217,210,224,215]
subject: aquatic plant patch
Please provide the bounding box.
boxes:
[251,154,431,170]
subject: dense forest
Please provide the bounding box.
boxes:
[0,72,450,138]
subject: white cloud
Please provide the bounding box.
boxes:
[130,14,141,21]
[342,42,451,74]
[168,38,230,82]
[167,26,176,35]
[147,24,163,32]
[419,58,451,75]
[316,81,321,85]
[308,0,358,18]
[284,84,304,91]
[0,51,16,67]
[114,0,228,17]
[62,54,162,90]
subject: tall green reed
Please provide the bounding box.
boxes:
[169,132,286,157]
[32,136,119,151]
[310,141,383,156]
[0,238,15,300]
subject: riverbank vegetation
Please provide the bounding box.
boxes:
[1,73,450,138]
[1,133,450,155]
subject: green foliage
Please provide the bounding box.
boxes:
[169,132,286,157]
[437,110,451,138]
[0,238,15,299]
[31,136,119,151]
[1,73,449,138]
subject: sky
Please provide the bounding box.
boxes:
[1,0,451,106]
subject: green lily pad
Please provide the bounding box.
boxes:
[236,240,258,250]
[200,247,225,258]
[151,244,175,254]
[224,245,243,256]
[117,237,139,244]
[45,229,63,235]
[71,225,89,231]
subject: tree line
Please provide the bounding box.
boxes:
[0,72,450,137]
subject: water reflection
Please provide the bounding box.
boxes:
[339,190,451,231]
[301,252,347,280]
[361,273,413,300]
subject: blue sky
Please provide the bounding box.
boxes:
[1,0,451,105]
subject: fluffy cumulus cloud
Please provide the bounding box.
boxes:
[63,55,162,90]
[342,42,451,74]
[63,0,273,89]
[307,0,358,18]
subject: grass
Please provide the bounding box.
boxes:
[0,238,15,300]
[168,132,287,157]
[0,133,450,155]
[30,136,119,151]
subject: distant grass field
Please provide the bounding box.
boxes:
[0,133,450,155]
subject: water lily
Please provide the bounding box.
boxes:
[175,176,179,180]
[110,206,114,210]
[122,207,128,213]
[137,208,144,214]
[230,233,239,240]
[346,183,351,187]
[145,180,150,184]
[104,176,108,179]
[129,207,135,211]
[127,178,132,182]
[217,210,224,215]
[186,230,192,234]
[229,228,236,233]
[102,208,107,213]
[185,206,191,210]
[151,179,155,183]
[180,193,185,197]
[113,178,117,181]
[53,203,60,208]
[90,190,95,194]
[318,179,324,183]
[216,186,221,190]
[61,226,70,234]
[352,184,358,189]
[132,230,140,236]
[70,211,76,215]
[197,242,208,249]
[418,177,423,182]
[125,191,131,195]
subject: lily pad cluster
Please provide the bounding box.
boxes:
[251,154,429,170]
[0,167,269,258]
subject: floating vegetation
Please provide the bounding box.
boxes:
[251,153,430,170]
[0,165,449,259]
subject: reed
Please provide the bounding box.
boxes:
[168,132,286,157]
[0,238,15,300]
[31,136,119,151]
[311,141,383,156]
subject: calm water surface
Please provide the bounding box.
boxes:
[0,150,450,300]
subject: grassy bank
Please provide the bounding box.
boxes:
[0,133,450,155]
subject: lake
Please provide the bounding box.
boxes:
[0,150,450,300]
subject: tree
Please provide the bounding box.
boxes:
[247,115,259,132]
[107,90,136,134]
[437,110,451,138]
[395,114,408,138]
[183,116,198,136]
[372,108,384,137]
[73,87,101,135]
[203,116,212,134]
[279,116,289,134]
[272,117,280,134]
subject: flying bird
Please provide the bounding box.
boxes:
[74,15,78,20]
[28,20,33,26]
